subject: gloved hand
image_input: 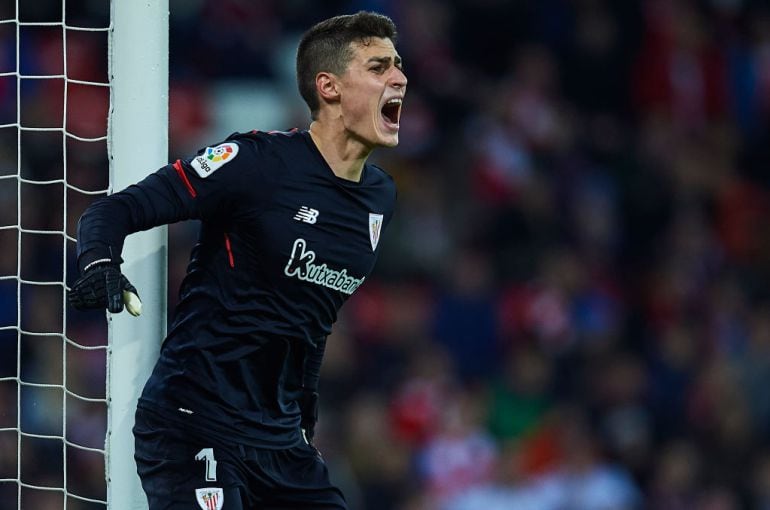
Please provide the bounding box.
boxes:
[68,260,142,316]
[300,389,319,443]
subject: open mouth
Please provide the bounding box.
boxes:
[381,97,402,127]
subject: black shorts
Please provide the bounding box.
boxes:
[133,407,347,510]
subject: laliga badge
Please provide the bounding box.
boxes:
[191,142,239,178]
[195,487,224,510]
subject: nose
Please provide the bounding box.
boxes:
[390,67,407,89]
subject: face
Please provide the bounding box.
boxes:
[337,37,407,148]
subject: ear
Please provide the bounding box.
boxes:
[316,72,340,105]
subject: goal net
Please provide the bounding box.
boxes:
[0,1,168,508]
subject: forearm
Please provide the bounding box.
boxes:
[299,336,326,439]
[76,197,133,270]
[302,336,327,392]
[76,168,193,271]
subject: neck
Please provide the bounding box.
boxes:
[308,119,372,182]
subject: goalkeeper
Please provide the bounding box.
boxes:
[69,11,406,510]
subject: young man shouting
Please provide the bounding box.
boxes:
[69,11,406,509]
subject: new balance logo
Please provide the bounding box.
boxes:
[293,206,319,224]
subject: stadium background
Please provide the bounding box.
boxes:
[3,0,770,508]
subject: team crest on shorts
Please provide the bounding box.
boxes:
[369,213,383,251]
[195,487,224,510]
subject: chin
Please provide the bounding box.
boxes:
[373,120,400,148]
[380,135,399,148]
[374,129,399,148]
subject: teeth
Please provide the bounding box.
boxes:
[386,98,402,105]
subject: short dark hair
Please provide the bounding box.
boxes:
[296,11,398,118]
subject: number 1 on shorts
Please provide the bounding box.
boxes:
[195,448,218,482]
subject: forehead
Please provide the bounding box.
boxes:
[348,37,398,62]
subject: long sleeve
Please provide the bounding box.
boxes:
[75,136,270,273]
[302,336,327,392]
[76,166,195,271]
[300,336,326,435]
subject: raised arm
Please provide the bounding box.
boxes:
[68,137,260,315]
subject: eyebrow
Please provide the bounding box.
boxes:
[367,55,403,68]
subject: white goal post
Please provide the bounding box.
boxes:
[107,1,169,509]
[0,1,168,508]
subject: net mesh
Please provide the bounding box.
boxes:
[0,1,111,508]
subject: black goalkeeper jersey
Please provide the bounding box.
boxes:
[75,129,396,448]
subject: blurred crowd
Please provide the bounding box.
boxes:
[2,0,770,509]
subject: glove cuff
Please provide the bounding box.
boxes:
[77,246,124,273]
[82,258,113,272]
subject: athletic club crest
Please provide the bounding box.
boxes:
[195,488,224,510]
[369,213,383,251]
